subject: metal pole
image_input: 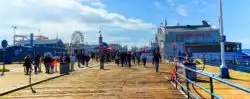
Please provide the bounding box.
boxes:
[12,26,16,46]
[209,77,214,99]
[29,33,36,93]
[219,0,230,78]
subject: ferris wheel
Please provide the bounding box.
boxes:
[71,31,84,46]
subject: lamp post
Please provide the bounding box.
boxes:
[12,26,17,46]
[219,0,230,78]
[29,33,36,93]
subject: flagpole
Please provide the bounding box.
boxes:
[12,26,17,46]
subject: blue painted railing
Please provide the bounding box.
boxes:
[171,57,250,99]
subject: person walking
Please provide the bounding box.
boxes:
[132,52,136,65]
[136,52,141,65]
[54,57,58,72]
[43,55,52,74]
[34,54,40,74]
[115,52,120,66]
[71,54,76,71]
[100,52,105,69]
[76,53,82,68]
[91,52,95,61]
[185,48,193,63]
[125,52,128,66]
[85,54,90,67]
[51,57,57,73]
[65,54,71,64]
[127,52,132,68]
[153,50,162,72]
[120,52,125,67]
[81,53,86,66]
[38,56,42,73]
[23,55,32,75]
[141,52,147,67]
[95,53,99,62]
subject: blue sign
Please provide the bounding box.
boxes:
[1,40,8,48]
[219,36,226,42]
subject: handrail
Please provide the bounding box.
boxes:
[174,78,200,99]
[170,55,250,99]
[177,62,250,93]
[173,55,250,67]
[176,72,221,99]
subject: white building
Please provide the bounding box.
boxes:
[156,20,242,60]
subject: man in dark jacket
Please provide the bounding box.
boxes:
[64,54,71,64]
[136,52,141,65]
[153,50,162,72]
[81,53,85,66]
[85,54,90,67]
[76,53,81,68]
[100,52,105,69]
[132,52,136,65]
[127,52,132,68]
[124,52,128,66]
[24,55,32,75]
[120,52,125,67]
[43,55,52,74]
[34,54,41,74]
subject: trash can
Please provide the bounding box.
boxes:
[184,62,197,81]
[60,62,70,74]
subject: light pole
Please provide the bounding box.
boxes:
[29,33,36,93]
[12,26,17,46]
[219,0,230,78]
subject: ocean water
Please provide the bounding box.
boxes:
[242,49,250,55]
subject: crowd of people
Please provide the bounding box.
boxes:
[22,48,166,75]
[22,52,95,75]
[112,49,162,72]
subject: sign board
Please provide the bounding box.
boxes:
[219,35,226,42]
[1,40,8,48]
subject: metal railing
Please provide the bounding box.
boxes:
[166,53,250,67]
[171,57,250,99]
[192,54,250,67]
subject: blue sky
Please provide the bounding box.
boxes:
[0,0,250,48]
[102,0,250,48]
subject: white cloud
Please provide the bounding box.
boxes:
[154,1,163,9]
[176,5,188,17]
[166,0,175,7]
[0,0,155,45]
[77,0,104,8]
[191,0,216,12]
[90,0,105,8]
